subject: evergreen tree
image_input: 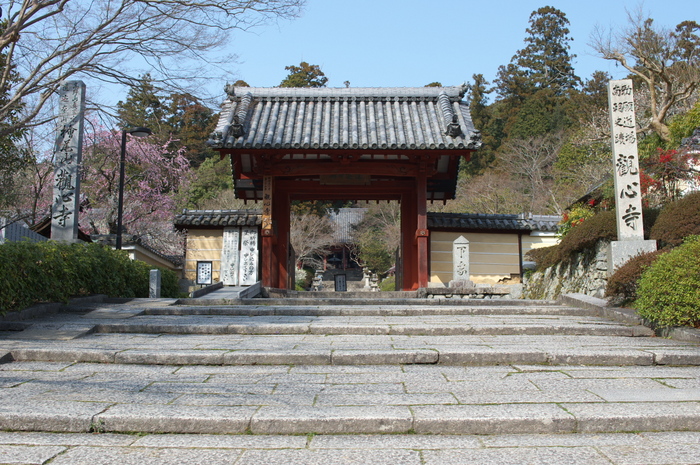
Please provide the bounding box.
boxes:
[116,74,167,134]
[279,62,328,88]
[463,74,496,175]
[492,7,579,142]
[165,93,216,167]
[117,76,217,167]
[516,6,580,94]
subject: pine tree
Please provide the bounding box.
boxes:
[279,62,328,88]
[463,74,496,175]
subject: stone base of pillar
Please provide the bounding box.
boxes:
[607,240,658,276]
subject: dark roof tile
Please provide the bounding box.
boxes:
[208,86,481,152]
[174,210,262,229]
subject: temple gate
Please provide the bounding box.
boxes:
[208,85,481,290]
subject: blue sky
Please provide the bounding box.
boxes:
[213,0,696,94]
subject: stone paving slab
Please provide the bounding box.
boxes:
[0,400,112,432]
[3,331,697,366]
[2,361,700,435]
[85,312,651,337]
[250,405,414,434]
[48,446,243,465]
[145,303,598,316]
[563,401,700,433]
[96,403,257,434]
[3,431,700,465]
[0,444,68,464]
[412,403,576,434]
[0,296,699,449]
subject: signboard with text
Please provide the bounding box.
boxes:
[608,79,644,241]
[51,81,85,242]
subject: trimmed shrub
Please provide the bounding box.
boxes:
[379,275,396,292]
[527,211,617,270]
[0,241,179,314]
[526,208,660,272]
[650,192,700,248]
[525,245,559,271]
[554,210,617,262]
[635,236,700,327]
[605,249,667,305]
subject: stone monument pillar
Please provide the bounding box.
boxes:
[607,79,657,274]
[450,235,472,287]
[51,81,86,242]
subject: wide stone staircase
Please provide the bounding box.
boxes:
[1,292,700,441]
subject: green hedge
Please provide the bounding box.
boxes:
[635,236,700,327]
[650,192,700,248]
[526,208,659,271]
[0,241,179,314]
[604,249,667,305]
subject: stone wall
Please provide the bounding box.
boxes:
[523,240,609,300]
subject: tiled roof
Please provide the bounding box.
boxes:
[328,208,367,243]
[428,213,560,232]
[174,210,559,233]
[174,210,262,229]
[208,85,481,151]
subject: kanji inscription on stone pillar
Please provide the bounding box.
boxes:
[608,79,644,241]
[451,235,470,286]
[51,81,86,242]
[606,79,657,274]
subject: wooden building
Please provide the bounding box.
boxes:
[174,209,559,292]
[428,213,559,285]
[207,85,481,290]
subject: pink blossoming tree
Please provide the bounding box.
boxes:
[80,129,191,255]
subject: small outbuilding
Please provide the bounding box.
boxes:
[174,209,559,292]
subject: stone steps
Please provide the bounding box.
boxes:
[142,303,597,316]
[1,295,699,438]
[92,318,649,337]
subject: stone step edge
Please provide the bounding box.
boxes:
[177,298,560,307]
[2,402,700,435]
[91,322,652,338]
[560,293,700,343]
[142,306,599,317]
[4,347,698,366]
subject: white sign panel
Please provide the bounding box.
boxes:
[239,226,259,285]
[220,227,241,285]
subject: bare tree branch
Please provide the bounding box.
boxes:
[290,212,337,269]
[589,7,700,141]
[0,0,304,138]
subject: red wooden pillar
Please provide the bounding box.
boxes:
[261,233,275,288]
[261,175,276,288]
[401,190,418,290]
[274,189,290,289]
[416,170,429,289]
